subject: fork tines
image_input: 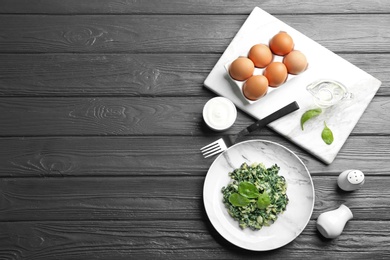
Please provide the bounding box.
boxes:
[200,138,228,158]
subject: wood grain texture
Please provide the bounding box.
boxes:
[0,53,387,97]
[0,1,389,259]
[0,96,387,136]
[0,220,388,259]
[0,53,216,97]
[0,135,388,177]
[1,0,389,14]
[0,176,389,221]
[0,15,389,53]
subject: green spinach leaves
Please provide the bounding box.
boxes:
[229,181,270,209]
[300,108,334,145]
[300,108,322,130]
[321,122,334,145]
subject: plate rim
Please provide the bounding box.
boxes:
[203,139,315,251]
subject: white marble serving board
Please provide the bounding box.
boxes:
[204,7,382,164]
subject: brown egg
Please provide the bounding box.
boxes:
[263,62,288,87]
[229,57,255,81]
[269,31,294,56]
[283,50,308,75]
[248,44,273,68]
[243,75,268,101]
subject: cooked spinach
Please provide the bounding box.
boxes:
[221,163,288,230]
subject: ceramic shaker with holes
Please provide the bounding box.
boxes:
[337,169,365,191]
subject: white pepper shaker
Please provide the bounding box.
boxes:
[317,204,353,239]
[337,169,365,191]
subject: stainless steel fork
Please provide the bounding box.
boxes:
[200,101,299,158]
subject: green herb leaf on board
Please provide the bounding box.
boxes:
[321,121,334,145]
[300,108,322,130]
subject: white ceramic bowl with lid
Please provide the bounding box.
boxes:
[203,97,237,131]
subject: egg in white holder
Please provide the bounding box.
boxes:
[225,54,303,104]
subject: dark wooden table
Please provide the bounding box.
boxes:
[1,1,389,259]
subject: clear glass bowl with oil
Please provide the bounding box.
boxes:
[306,79,353,108]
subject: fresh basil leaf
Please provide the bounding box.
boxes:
[257,192,271,209]
[238,181,260,198]
[322,121,334,145]
[229,193,250,207]
[300,108,322,130]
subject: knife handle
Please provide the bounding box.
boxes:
[246,101,299,133]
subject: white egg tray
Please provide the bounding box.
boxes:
[204,6,381,164]
[224,53,301,104]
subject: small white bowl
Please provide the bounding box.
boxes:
[203,97,237,131]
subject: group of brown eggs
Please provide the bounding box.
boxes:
[228,31,308,101]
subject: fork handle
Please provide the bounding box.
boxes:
[245,101,299,134]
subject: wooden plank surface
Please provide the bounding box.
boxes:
[0,176,389,221]
[0,220,389,259]
[1,0,389,14]
[0,0,389,259]
[0,96,387,136]
[0,135,389,177]
[0,15,389,53]
[0,53,388,97]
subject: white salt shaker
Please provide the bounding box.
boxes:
[337,169,365,191]
[317,204,353,239]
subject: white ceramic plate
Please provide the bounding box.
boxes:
[203,140,314,251]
